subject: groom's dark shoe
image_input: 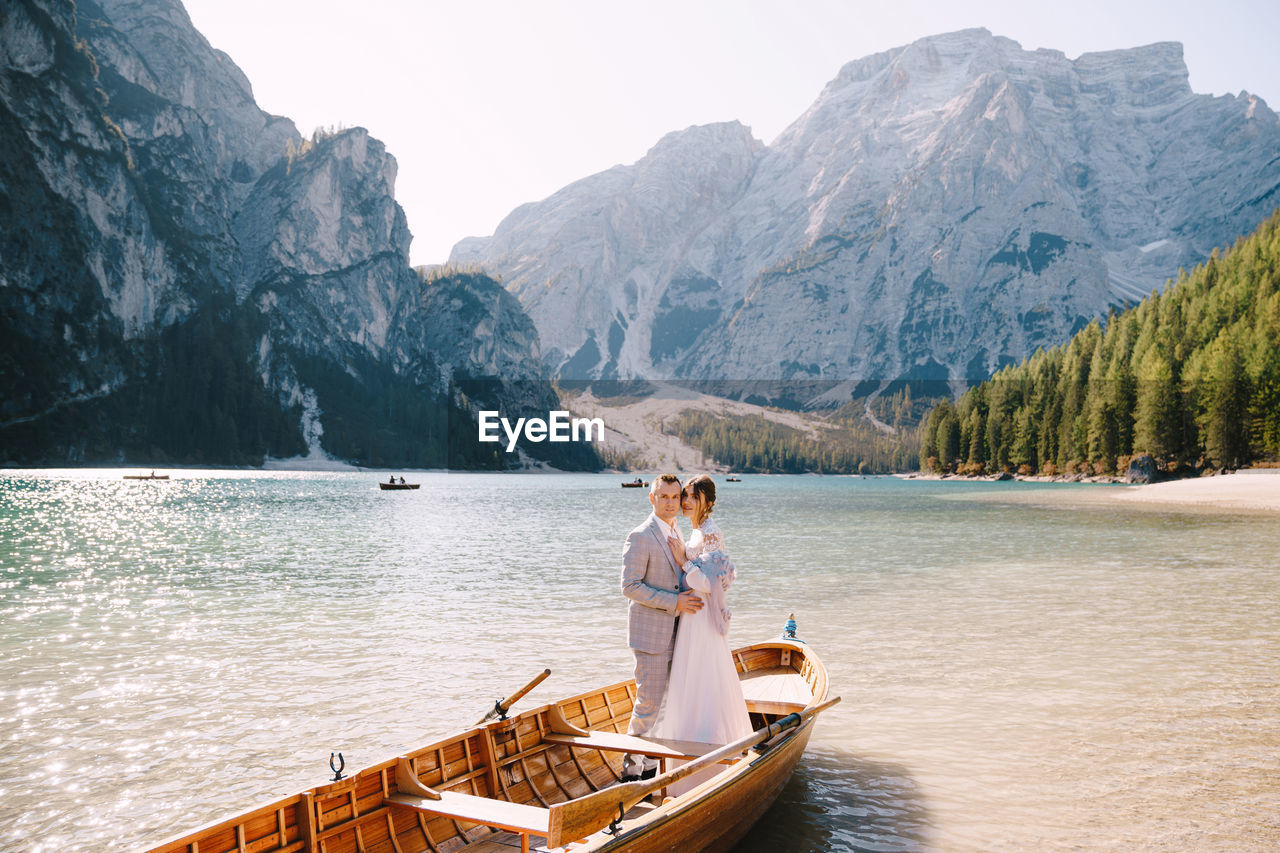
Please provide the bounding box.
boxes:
[620,773,641,783]
[621,767,658,783]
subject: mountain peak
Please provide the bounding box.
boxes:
[824,28,1012,92]
[646,121,761,159]
[1074,41,1191,105]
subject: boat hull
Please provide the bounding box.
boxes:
[592,720,813,852]
[378,483,420,490]
[145,639,828,853]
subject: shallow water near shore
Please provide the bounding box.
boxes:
[1,471,1278,851]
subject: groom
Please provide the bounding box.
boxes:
[620,473,703,781]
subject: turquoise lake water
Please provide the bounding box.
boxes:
[1,471,1277,851]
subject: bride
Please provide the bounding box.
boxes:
[655,474,752,795]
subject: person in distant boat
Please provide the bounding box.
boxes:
[388,475,396,484]
[654,474,751,796]
[620,474,704,782]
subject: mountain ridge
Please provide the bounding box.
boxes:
[452,28,1280,404]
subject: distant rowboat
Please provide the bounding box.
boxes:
[379,482,420,490]
[145,626,834,853]
[725,477,741,482]
[123,473,169,480]
[620,479,649,488]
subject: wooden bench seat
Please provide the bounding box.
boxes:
[390,756,550,853]
[541,730,718,760]
[740,665,812,716]
[386,790,550,835]
[744,698,808,716]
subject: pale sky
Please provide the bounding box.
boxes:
[179,0,1279,267]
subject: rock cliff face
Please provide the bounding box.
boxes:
[453,29,1280,401]
[1,0,581,467]
[459,121,765,378]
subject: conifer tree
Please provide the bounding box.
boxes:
[1252,343,1280,457]
[966,407,986,468]
[938,408,960,471]
[1204,342,1250,467]
[1134,350,1179,460]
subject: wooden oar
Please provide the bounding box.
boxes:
[545,695,840,847]
[476,668,552,725]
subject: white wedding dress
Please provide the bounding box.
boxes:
[653,518,752,796]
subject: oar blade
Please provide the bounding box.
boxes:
[546,780,648,848]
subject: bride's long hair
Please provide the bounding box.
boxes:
[686,474,716,526]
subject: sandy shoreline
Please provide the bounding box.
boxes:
[933,470,1280,513]
[1106,471,1280,512]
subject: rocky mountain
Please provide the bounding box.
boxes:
[452,29,1280,404]
[1,0,590,468]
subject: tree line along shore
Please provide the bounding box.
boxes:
[918,209,1280,479]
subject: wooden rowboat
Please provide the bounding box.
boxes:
[145,632,833,853]
[620,479,649,488]
[379,482,420,490]
[123,474,169,480]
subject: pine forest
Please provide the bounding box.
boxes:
[918,209,1280,476]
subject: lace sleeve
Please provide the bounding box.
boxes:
[699,520,725,555]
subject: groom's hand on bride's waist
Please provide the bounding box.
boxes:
[675,590,704,614]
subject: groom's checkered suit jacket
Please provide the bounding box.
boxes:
[621,514,687,654]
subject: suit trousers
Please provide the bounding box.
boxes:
[623,647,672,776]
